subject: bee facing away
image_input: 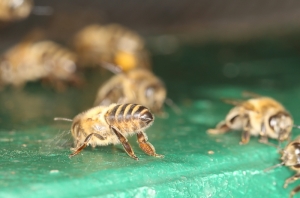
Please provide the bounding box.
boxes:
[0,0,33,22]
[0,40,82,91]
[264,137,300,198]
[94,69,166,114]
[55,103,163,160]
[207,92,293,144]
[73,24,151,72]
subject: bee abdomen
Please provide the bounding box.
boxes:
[105,104,151,131]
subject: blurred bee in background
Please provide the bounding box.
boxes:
[0,0,33,22]
[73,24,151,72]
[0,38,83,91]
[94,68,166,114]
[264,136,300,198]
[207,92,293,144]
[54,103,163,160]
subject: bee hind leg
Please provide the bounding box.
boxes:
[137,131,164,158]
[110,126,138,160]
[284,173,300,188]
[207,121,230,134]
[290,185,300,198]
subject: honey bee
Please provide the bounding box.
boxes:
[207,92,293,144]
[0,0,33,22]
[264,137,300,198]
[94,68,166,113]
[73,24,151,72]
[54,103,163,160]
[0,39,82,90]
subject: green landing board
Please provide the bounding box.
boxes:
[1,37,300,197]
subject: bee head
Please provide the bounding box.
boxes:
[269,112,293,141]
[144,83,166,113]
[281,139,300,168]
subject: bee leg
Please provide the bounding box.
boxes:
[240,130,250,144]
[207,121,230,134]
[69,133,104,157]
[259,136,269,144]
[284,174,300,188]
[240,116,251,144]
[110,126,138,160]
[137,131,164,158]
[290,185,300,198]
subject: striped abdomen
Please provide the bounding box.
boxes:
[105,104,154,133]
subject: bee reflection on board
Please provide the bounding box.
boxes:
[207,92,293,144]
[54,103,163,160]
[94,68,166,114]
[264,136,300,198]
[0,39,83,91]
[0,0,33,22]
[73,24,151,72]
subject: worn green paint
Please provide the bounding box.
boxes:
[1,37,300,197]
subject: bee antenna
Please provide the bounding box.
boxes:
[101,62,123,74]
[31,6,53,16]
[264,162,285,172]
[165,98,182,115]
[293,125,300,129]
[54,117,73,122]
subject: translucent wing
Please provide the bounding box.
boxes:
[242,91,262,98]
[221,98,255,111]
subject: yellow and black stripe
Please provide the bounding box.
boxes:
[105,104,153,132]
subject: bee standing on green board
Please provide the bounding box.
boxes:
[54,103,164,160]
[207,92,293,144]
[94,69,166,114]
[265,137,300,198]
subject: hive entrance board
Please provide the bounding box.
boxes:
[1,40,300,197]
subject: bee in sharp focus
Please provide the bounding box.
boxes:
[0,39,82,91]
[264,137,300,198]
[55,103,163,160]
[73,23,151,72]
[94,68,166,114]
[0,0,33,22]
[207,92,293,144]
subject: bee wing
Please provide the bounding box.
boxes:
[221,98,256,111]
[92,124,107,132]
[221,98,245,106]
[242,91,262,98]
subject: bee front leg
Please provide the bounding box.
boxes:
[110,126,138,160]
[240,117,251,145]
[259,135,269,144]
[207,121,230,134]
[69,133,105,157]
[69,133,94,157]
[284,173,300,188]
[137,131,164,158]
[290,185,300,198]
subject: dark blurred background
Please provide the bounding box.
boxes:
[1,0,300,49]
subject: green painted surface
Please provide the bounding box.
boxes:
[1,37,300,197]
